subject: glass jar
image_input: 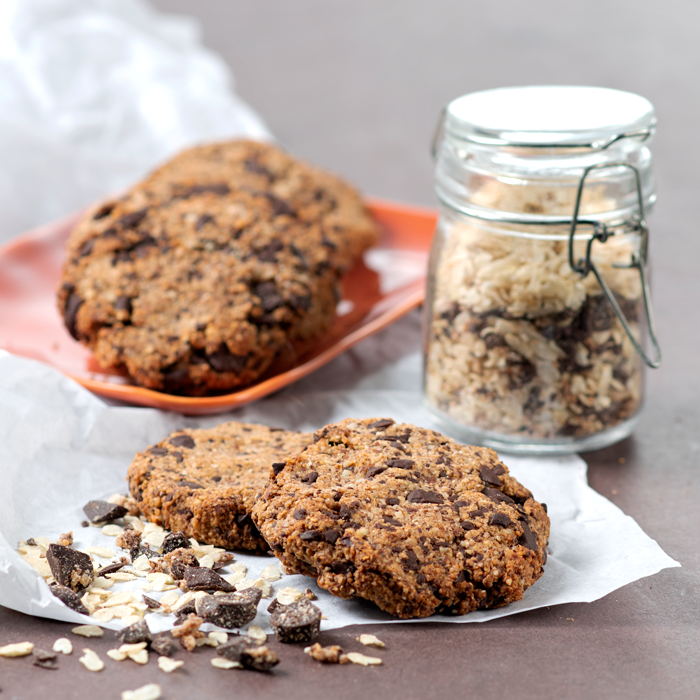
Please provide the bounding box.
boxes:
[424,86,661,454]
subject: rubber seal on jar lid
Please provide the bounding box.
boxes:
[444,86,656,149]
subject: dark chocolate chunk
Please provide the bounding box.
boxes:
[460,521,476,531]
[115,295,132,314]
[293,509,307,520]
[469,509,485,518]
[195,214,215,230]
[162,531,190,555]
[300,530,323,542]
[170,434,195,449]
[118,619,152,645]
[301,471,319,484]
[196,589,261,628]
[518,521,539,551]
[241,645,279,672]
[368,419,395,430]
[270,598,322,643]
[49,584,89,615]
[257,239,284,263]
[93,202,115,219]
[64,293,84,340]
[96,561,126,578]
[330,560,354,574]
[385,459,415,470]
[148,446,169,456]
[403,550,419,571]
[46,544,94,591]
[272,462,286,476]
[483,488,515,505]
[183,566,235,592]
[207,344,247,373]
[365,466,386,478]
[386,497,400,505]
[266,193,294,217]
[116,208,148,228]
[480,465,503,485]
[267,598,283,614]
[151,633,176,657]
[179,183,230,198]
[78,239,94,257]
[338,504,352,519]
[142,594,160,609]
[377,432,411,444]
[383,516,402,527]
[489,512,513,528]
[32,648,58,670]
[323,529,340,544]
[406,489,444,505]
[177,480,204,490]
[83,500,128,524]
[217,635,261,661]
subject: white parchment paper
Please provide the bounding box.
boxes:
[0,0,271,242]
[0,343,679,633]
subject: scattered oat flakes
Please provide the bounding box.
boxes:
[83,546,115,559]
[223,571,246,586]
[260,564,281,581]
[124,516,145,533]
[158,657,183,673]
[92,608,114,622]
[277,587,303,605]
[235,578,255,591]
[247,625,266,644]
[53,638,73,655]
[211,657,242,670]
[132,555,151,572]
[108,493,128,506]
[72,625,103,638]
[90,576,115,590]
[122,615,143,626]
[357,634,385,648]
[79,648,104,671]
[208,631,228,646]
[143,531,165,549]
[0,642,34,657]
[198,554,215,569]
[109,572,137,582]
[230,562,247,574]
[253,578,272,597]
[102,590,135,607]
[342,651,382,666]
[121,683,162,700]
[102,524,124,537]
[158,589,180,608]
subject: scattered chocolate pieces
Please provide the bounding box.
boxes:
[151,634,176,657]
[32,648,58,670]
[118,620,152,645]
[49,584,89,615]
[46,544,94,591]
[96,561,126,578]
[183,566,235,592]
[161,531,190,555]
[270,598,321,644]
[164,548,199,580]
[83,500,128,524]
[195,589,261,629]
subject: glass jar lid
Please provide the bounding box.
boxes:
[444,86,656,149]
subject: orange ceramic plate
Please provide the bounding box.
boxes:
[0,198,437,415]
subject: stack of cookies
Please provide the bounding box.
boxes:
[57,140,378,394]
[128,418,550,619]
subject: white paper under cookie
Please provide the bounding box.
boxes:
[0,347,679,632]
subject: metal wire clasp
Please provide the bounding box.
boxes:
[568,162,662,368]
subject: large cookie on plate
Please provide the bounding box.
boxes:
[128,422,313,551]
[252,417,550,618]
[57,140,378,395]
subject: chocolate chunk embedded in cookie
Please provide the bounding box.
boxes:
[128,422,312,551]
[252,417,550,619]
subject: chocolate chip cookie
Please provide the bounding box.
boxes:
[252,418,550,618]
[128,422,312,551]
[57,140,378,394]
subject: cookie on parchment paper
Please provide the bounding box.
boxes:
[128,422,313,551]
[252,417,550,618]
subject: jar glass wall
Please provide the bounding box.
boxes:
[424,86,659,454]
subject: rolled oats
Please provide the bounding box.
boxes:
[72,625,104,638]
[157,657,183,673]
[341,651,382,666]
[121,683,162,700]
[79,648,104,671]
[0,642,34,657]
[53,638,73,655]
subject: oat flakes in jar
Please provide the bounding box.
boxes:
[424,86,662,454]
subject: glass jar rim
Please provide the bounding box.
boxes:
[445,86,656,149]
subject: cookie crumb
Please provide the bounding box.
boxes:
[304,643,344,664]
